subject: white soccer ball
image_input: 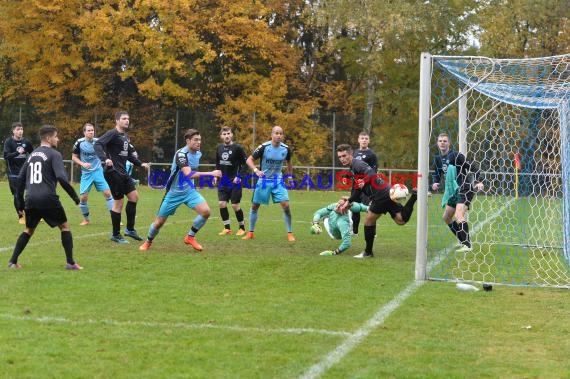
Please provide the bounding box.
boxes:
[390,183,409,201]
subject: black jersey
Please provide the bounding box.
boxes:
[3,137,34,177]
[215,143,247,179]
[18,146,79,209]
[94,128,142,176]
[347,159,390,203]
[354,148,378,172]
[432,149,482,191]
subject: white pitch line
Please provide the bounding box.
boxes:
[300,200,514,379]
[0,313,351,337]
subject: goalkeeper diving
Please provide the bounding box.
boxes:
[310,197,369,256]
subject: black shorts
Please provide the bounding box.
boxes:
[26,206,67,228]
[368,198,404,219]
[447,190,475,209]
[217,185,243,204]
[105,170,136,200]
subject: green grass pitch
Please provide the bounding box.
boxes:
[1,182,569,378]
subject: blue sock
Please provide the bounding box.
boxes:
[105,196,114,211]
[283,208,292,233]
[147,223,159,241]
[79,202,89,220]
[249,208,258,231]
[188,215,207,237]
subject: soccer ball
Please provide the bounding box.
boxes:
[390,183,409,201]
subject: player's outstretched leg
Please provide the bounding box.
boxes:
[400,189,418,223]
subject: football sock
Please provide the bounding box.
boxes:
[61,231,75,264]
[283,207,292,233]
[249,208,258,231]
[10,232,31,264]
[364,225,376,254]
[220,207,230,229]
[457,221,471,248]
[147,223,159,241]
[188,215,207,237]
[401,193,417,223]
[448,221,460,237]
[235,209,245,229]
[352,212,360,234]
[110,210,121,236]
[79,202,89,220]
[105,196,114,211]
[126,201,137,230]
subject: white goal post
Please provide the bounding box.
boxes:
[416,52,570,288]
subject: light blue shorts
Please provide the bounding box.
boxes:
[80,169,110,195]
[157,190,206,217]
[251,180,289,205]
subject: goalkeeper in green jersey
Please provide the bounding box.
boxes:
[310,198,369,256]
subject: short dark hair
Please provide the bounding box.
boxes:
[83,122,94,131]
[39,125,57,140]
[220,127,232,134]
[336,144,352,153]
[115,111,129,121]
[11,122,23,130]
[184,129,200,140]
[358,131,369,137]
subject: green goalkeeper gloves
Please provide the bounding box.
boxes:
[310,223,322,234]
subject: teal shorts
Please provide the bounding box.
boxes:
[80,169,110,195]
[251,180,289,205]
[157,190,206,217]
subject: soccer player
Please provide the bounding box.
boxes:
[139,129,222,251]
[8,125,83,270]
[215,127,248,236]
[352,131,378,237]
[71,122,114,225]
[336,144,417,258]
[241,125,295,242]
[3,122,34,224]
[94,111,150,244]
[311,197,369,256]
[431,132,484,252]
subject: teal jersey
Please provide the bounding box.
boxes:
[251,141,291,178]
[72,137,102,172]
[313,202,369,253]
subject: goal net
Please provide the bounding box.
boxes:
[416,53,570,288]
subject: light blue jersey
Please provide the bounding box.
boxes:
[73,137,102,172]
[157,146,205,217]
[251,141,291,179]
[165,146,202,194]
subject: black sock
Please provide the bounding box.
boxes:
[448,221,459,237]
[235,209,245,228]
[126,201,137,230]
[220,207,230,228]
[457,221,471,247]
[61,231,75,264]
[364,225,376,254]
[111,211,121,236]
[352,212,360,234]
[10,232,31,264]
[401,192,417,223]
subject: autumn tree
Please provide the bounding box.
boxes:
[0,0,330,164]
